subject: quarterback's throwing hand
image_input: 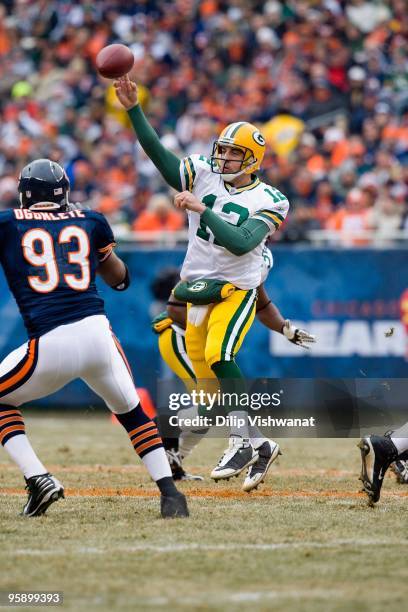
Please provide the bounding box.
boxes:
[113,75,138,110]
[174,191,205,214]
[282,319,316,349]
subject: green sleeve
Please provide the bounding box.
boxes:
[201,209,269,256]
[127,105,182,191]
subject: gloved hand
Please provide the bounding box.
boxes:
[151,311,173,334]
[282,319,316,348]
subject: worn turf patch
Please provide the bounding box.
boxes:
[0,413,407,612]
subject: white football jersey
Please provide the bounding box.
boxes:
[260,246,273,284]
[179,155,289,289]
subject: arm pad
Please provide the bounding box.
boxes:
[111,264,130,291]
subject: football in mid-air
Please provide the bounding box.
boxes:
[96,44,134,79]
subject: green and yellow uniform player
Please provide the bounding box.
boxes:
[115,75,295,481]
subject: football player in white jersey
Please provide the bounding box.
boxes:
[152,247,315,490]
[115,75,295,481]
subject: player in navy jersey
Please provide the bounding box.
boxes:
[0,159,188,518]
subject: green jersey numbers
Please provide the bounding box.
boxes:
[196,194,216,241]
[196,194,249,245]
[264,187,287,205]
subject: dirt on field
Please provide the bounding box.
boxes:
[0,414,407,612]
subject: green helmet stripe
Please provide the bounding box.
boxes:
[229,122,246,138]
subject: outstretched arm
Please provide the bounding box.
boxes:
[114,75,182,191]
[256,284,316,348]
[256,284,285,331]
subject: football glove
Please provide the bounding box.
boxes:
[282,319,316,349]
[151,311,173,334]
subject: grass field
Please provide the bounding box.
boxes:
[0,412,407,611]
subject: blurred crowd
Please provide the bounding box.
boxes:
[0,0,407,244]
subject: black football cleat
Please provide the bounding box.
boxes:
[160,491,189,519]
[358,435,398,504]
[211,436,258,480]
[165,449,204,481]
[242,440,281,492]
[22,473,64,517]
[384,431,408,485]
[390,459,408,484]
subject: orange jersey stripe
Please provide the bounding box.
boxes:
[0,339,37,393]
[98,242,116,253]
[0,415,24,428]
[131,427,159,447]
[135,437,163,455]
[128,422,156,439]
[0,424,25,443]
[112,335,134,381]
[0,409,23,419]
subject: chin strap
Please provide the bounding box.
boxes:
[220,162,258,183]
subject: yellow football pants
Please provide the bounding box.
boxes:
[158,327,197,393]
[185,288,257,378]
[157,289,257,394]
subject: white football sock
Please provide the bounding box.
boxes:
[178,406,200,427]
[179,429,206,458]
[248,424,267,449]
[142,447,172,481]
[229,411,249,440]
[4,435,47,479]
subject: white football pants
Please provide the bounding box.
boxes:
[0,315,139,414]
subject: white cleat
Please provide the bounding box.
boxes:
[211,436,258,481]
[242,440,281,492]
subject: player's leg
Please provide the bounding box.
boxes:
[202,289,259,478]
[389,422,408,456]
[390,457,408,484]
[358,422,408,502]
[157,327,205,481]
[184,304,219,390]
[381,429,408,485]
[158,327,196,390]
[0,338,65,516]
[81,317,188,518]
[205,289,281,487]
[358,433,400,504]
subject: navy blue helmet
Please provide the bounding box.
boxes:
[18,159,70,210]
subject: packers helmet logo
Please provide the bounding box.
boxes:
[190,281,207,292]
[252,131,265,146]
